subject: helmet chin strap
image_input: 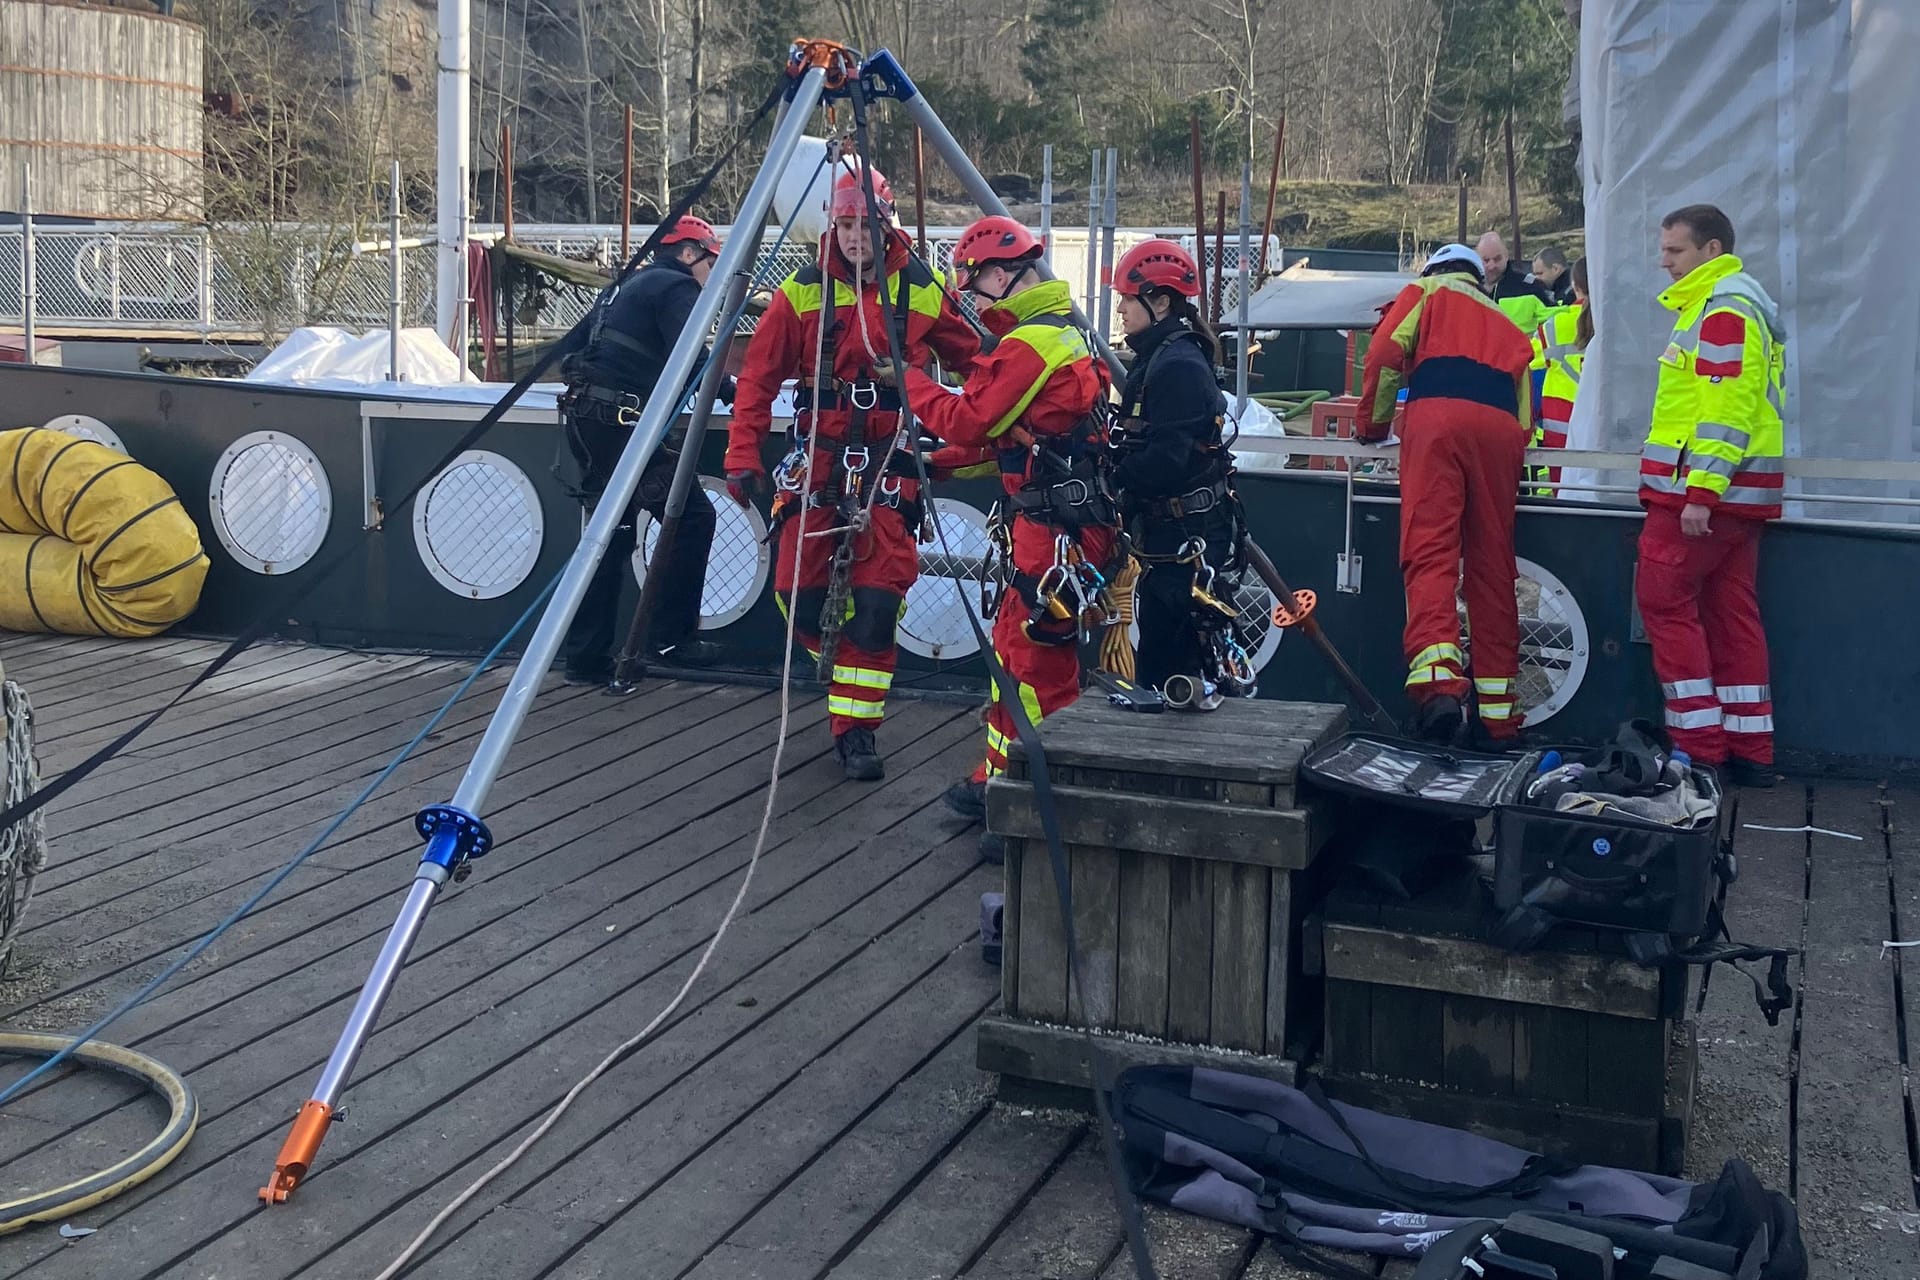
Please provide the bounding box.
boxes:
[967,259,1033,305]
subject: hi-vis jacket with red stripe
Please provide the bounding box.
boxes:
[1357,274,1535,443]
[1640,254,1786,521]
[901,280,1107,496]
[725,231,979,474]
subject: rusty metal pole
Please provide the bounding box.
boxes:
[1258,117,1284,281]
[622,104,635,262]
[1211,191,1226,328]
[1190,113,1208,319]
[502,125,516,242]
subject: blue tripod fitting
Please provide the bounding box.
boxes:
[856,50,918,103]
[415,804,494,882]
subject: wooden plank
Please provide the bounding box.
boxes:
[988,781,1328,870]
[1264,870,1297,1056]
[1318,1073,1663,1173]
[1069,845,1120,1028]
[1002,836,1022,1015]
[1794,781,1917,1280]
[1166,856,1213,1043]
[975,1015,1297,1093]
[1052,764,1225,803]
[1514,1004,1590,1106]
[1322,978,1372,1075]
[1583,1011,1667,1115]
[1441,993,1516,1096]
[1210,861,1269,1052]
[1368,984,1444,1084]
[1018,833,1071,1022]
[1116,851,1171,1038]
[817,1110,1086,1280]
[953,1137,1125,1279]
[670,1032,994,1280]
[1323,923,1664,1020]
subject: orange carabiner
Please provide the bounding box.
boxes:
[1270,588,1318,629]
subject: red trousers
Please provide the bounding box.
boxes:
[1398,401,1526,737]
[974,516,1117,781]
[1635,505,1772,765]
[774,490,919,736]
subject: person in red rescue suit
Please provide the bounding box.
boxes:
[1358,242,1536,745]
[1636,205,1785,790]
[724,168,980,780]
[869,216,1115,858]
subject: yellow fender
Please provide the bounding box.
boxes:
[0,427,209,637]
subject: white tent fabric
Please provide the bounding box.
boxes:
[243,326,564,407]
[1569,1,1920,520]
[1234,264,1411,332]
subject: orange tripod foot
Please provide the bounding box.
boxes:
[259,1099,334,1204]
[1270,588,1318,629]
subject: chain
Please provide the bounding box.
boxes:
[0,681,47,975]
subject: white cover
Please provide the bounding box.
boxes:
[1235,264,1411,332]
[243,326,565,408]
[1570,0,1920,519]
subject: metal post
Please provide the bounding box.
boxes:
[1098,148,1117,342]
[388,160,403,384]
[260,65,831,1208]
[453,165,472,374]
[1038,144,1053,267]
[435,0,471,338]
[1236,161,1252,418]
[18,164,34,364]
[1084,151,1099,324]
[609,268,753,691]
[621,104,634,262]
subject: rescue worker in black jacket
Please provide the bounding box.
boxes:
[558,215,730,683]
[1109,238,1245,695]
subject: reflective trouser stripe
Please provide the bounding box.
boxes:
[1717,684,1771,703]
[827,694,885,720]
[1666,706,1724,730]
[1725,714,1774,734]
[1662,677,1715,700]
[984,724,1014,776]
[833,665,892,690]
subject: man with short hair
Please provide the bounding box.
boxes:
[558,215,730,684]
[1476,231,1554,333]
[1532,246,1575,306]
[1636,204,1785,787]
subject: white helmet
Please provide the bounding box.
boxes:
[1423,242,1485,279]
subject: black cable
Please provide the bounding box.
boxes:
[844,79,1161,1280]
[0,76,790,836]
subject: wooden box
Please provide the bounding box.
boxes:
[974,697,1348,1097]
[1315,865,1696,1174]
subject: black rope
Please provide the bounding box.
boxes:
[845,78,1161,1280]
[0,76,789,836]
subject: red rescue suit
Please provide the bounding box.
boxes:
[902,279,1114,780]
[727,231,979,734]
[1360,274,1536,738]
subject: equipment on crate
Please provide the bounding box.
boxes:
[1090,668,1164,712]
[1111,1064,1808,1280]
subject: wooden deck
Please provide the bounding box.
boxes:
[0,633,1916,1279]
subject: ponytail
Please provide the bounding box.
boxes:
[1572,257,1594,351]
[1159,292,1223,365]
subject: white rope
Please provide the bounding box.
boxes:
[0,680,47,975]
[373,248,833,1280]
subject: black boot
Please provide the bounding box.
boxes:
[835,726,885,781]
[652,639,723,668]
[943,777,987,823]
[1727,758,1777,790]
[1414,694,1466,745]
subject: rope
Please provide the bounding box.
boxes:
[0,680,47,977]
[1098,554,1142,680]
[0,574,562,1111]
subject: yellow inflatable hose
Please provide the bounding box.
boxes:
[0,427,209,638]
[0,1031,198,1234]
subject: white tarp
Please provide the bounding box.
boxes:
[243,326,564,408]
[1570,0,1920,519]
[1234,264,1411,331]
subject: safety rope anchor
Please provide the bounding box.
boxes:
[415,804,494,883]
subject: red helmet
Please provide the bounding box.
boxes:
[1114,238,1200,298]
[660,214,722,256]
[952,216,1043,288]
[830,165,894,221]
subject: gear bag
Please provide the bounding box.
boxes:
[1111,1064,1806,1280]
[1299,731,1796,1022]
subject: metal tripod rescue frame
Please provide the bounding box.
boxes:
[257,63,833,1206]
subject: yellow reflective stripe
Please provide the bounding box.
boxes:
[908,277,943,319]
[1479,701,1515,718]
[986,318,1092,438]
[1473,677,1511,695]
[827,695,885,720]
[1409,643,1465,672]
[1406,667,1460,686]
[991,677,1045,725]
[832,665,892,690]
[780,276,822,313]
[986,726,1013,753]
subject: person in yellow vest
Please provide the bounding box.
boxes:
[1636,205,1785,788]
[1525,256,1590,496]
[1475,231,1554,334]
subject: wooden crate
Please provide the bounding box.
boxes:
[975,697,1348,1097]
[1315,865,1696,1174]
